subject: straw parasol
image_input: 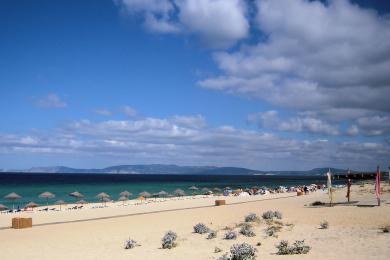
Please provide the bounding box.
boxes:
[174,188,186,197]
[39,191,55,207]
[96,192,110,206]
[25,201,39,209]
[158,190,168,198]
[69,191,84,199]
[118,196,127,205]
[202,187,210,195]
[55,200,67,210]
[119,190,132,198]
[139,191,151,198]
[189,186,198,195]
[0,204,8,210]
[76,199,88,205]
[4,192,22,210]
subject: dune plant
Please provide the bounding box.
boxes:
[265,224,282,237]
[276,240,311,255]
[230,243,257,260]
[274,211,282,219]
[207,230,217,239]
[224,231,238,240]
[161,231,177,249]
[380,225,390,233]
[245,213,259,223]
[262,210,275,220]
[193,223,210,234]
[124,238,139,249]
[240,224,256,237]
[320,220,329,229]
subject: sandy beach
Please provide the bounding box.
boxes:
[0,182,389,260]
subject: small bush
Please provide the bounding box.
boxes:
[262,210,275,220]
[230,243,257,260]
[320,220,329,229]
[224,231,238,240]
[274,211,282,219]
[265,225,282,237]
[193,223,210,234]
[124,238,139,249]
[256,242,262,246]
[240,224,256,237]
[207,230,217,239]
[245,213,258,223]
[218,254,230,260]
[380,225,390,233]
[311,201,325,206]
[214,247,222,253]
[161,231,177,249]
[276,240,311,255]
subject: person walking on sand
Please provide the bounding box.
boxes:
[346,178,352,203]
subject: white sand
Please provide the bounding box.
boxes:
[0,182,389,259]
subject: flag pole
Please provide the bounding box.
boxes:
[375,165,381,206]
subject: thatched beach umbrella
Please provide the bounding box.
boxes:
[158,190,168,198]
[213,187,222,193]
[202,187,210,195]
[139,191,151,198]
[119,190,132,198]
[25,201,39,209]
[118,196,127,205]
[96,192,110,206]
[55,200,67,210]
[4,192,22,210]
[0,204,8,210]
[76,199,88,205]
[189,186,198,195]
[69,191,84,199]
[174,188,186,197]
[39,191,55,207]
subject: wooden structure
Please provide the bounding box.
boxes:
[215,200,226,206]
[12,217,32,229]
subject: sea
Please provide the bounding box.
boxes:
[0,173,339,208]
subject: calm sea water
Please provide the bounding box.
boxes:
[0,173,335,208]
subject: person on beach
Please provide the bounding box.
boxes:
[346,178,352,202]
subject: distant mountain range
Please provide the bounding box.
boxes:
[0,164,348,176]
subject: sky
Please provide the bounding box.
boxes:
[1,0,390,171]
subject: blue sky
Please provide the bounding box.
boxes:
[1,0,390,171]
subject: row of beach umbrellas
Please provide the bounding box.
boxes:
[1,186,236,210]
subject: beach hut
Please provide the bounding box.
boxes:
[4,192,22,210]
[39,191,55,207]
[55,200,67,211]
[25,201,39,210]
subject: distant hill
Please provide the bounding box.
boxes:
[0,164,349,176]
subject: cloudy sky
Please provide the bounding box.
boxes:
[1,0,390,171]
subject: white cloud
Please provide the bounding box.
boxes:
[0,115,389,170]
[199,0,390,116]
[115,0,249,48]
[95,109,112,116]
[122,106,138,117]
[248,110,339,136]
[34,93,67,109]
